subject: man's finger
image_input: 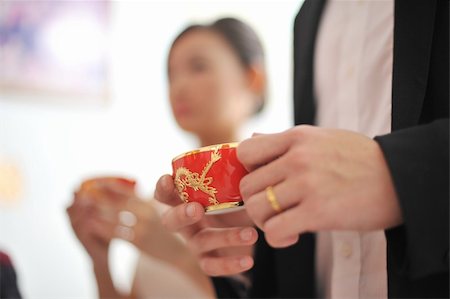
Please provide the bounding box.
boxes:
[239,154,288,200]
[199,255,254,276]
[154,175,182,207]
[266,234,300,248]
[237,130,293,171]
[244,179,304,229]
[263,204,311,248]
[190,227,258,254]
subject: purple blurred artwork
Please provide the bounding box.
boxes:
[0,1,109,102]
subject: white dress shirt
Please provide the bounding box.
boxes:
[314,0,394,298]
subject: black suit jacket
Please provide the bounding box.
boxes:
[214,0,449,298]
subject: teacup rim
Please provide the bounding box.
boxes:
[172,142,239,162]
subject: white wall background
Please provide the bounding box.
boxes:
[0,1,303,298]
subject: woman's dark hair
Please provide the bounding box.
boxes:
[168,17,266,114]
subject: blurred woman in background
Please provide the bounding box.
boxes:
[67,17,266,298]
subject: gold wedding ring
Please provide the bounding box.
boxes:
[266,186,281,212]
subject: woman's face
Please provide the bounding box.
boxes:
[168,29,256,138]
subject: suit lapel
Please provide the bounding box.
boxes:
[287,3,326,296]
[392,0,437,130]
[293,0,326,126]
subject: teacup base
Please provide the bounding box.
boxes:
[205,201,244,215]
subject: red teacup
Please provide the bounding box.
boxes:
[78,177,136,201]
[172,143,247,213]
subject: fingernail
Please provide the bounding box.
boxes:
[240,228,253,241]
[186,204,196,218]
[239,257,252,268]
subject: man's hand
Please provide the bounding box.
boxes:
[155,175,258,276]
[237,125,402,248]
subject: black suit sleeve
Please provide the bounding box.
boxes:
[374,118,449,280]
[211,274,254,298]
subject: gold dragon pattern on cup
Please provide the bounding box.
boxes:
[174,148,221,205]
